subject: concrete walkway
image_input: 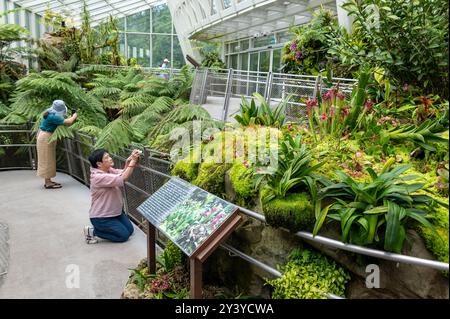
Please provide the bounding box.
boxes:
[0,170,148,299]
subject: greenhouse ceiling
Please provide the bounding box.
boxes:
[9,0,161,26]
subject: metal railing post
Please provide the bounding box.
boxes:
[313,74,322,99]
[26,121,35,169]
[199,68,209,104]
[74,133,88,185]
[63,138,73,177]
[264,71,273,105]
[222,68,234,122]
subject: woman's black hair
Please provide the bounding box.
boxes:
[88,149,107,168]
[43,111,49,119]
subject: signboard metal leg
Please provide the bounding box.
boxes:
[147,221,156,274]
[190,258,202,299]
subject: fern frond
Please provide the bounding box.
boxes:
[94,118,135,153]
[48,125,75,143]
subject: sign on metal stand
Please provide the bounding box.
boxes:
[137,177,242,298]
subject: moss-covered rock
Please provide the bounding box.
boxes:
[171,160,199,182]
[262,192,314,232]
[229,161,256,202]
[193,161,232,196]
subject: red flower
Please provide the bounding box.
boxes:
[364,99,374,110]
[420,96,433,108]
[336,91,345,101]
[306,98,318,114]
[320,113,327,121]
[341,107,350,117]
[287,122,293,131]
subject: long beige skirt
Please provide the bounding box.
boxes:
[36,130,57,179]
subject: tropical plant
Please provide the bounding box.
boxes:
[329,0,449,98]
[0,9,29,104]
[254,134,324,203]
[234,93,288,129]
[313,158,444,252]
[380,107,449,152]
[266,248,350,299]
[1,70,107,141]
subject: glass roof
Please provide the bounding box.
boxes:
[10,0,162,26]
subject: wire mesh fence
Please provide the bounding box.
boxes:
[190,68,358,121]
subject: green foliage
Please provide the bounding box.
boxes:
[254,134,324,203]
[282,8,340,75]
[230,161,256,201]
[262,192,314,232]
[267,248,350,299]
[234,96,259,126]
[200,51,227,70]
[234,93,290,129]
[171,158,199,182]
[315,158,443,252]
[161,240,186,272]
[94,118,135,153]
[193,161,232,196]
[381,107,449,152]
[3,71,107,135]
[331,0,449,98]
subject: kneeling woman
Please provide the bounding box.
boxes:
[37,100,77,189]
[84,148,140,244]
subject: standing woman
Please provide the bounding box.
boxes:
[36,100,77,189]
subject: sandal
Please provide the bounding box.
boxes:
[44,183,62,189]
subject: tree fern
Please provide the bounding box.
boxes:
[6,71,107,135]
[94,118,135,153]
[0,101,10,119]
[78,125,103,138]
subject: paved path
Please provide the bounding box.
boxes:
[0,170,148,298]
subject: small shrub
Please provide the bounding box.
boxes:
[262,192,314,232]
[266,248,350,299]
[161,240,186,272]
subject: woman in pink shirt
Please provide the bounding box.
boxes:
[84,148,140,244]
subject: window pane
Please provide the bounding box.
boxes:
[250,52,258,71]
[126,10,150,33]
[259,51,270,72]
[254,35,276,48]
[152,34,171,67]
[223,0,232,9]
[230,42,239,53]
[127,34,150,67]
[117,17,125,31]
[230,54,238,69]
[172,35,184,68]
[35,16,41,38]
[119,33,126,57]
[241,53,248,71]
[152,3,171,34]
[272,49,281,72]
[240,39,249,51]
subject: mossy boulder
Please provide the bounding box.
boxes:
[193,161,232,196]
[262,192,314,232]
[229,161,256,202]
[171,160,199,182]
